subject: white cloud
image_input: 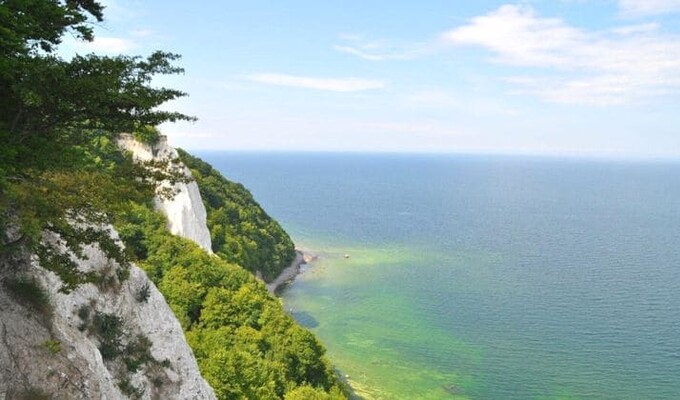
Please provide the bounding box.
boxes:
[75,37,136,53]
[618,0,680,16]
[445,5,585,69]
[246,73,386,92]
[612,23,659,35]
[333,34,431,61]
[333,45,394,61]
[444,5,680,105]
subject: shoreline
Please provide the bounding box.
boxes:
[266,249,316,294]
[266,249,362,399]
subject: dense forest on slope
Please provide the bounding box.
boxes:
[178,149,296,282]
[116,203,346,399]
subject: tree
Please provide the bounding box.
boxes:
[0,0,194,291]
[285,385,347,400]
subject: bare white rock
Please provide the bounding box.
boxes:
[0,136,217,398]
[0,227,216,399]
[118,134,213,253]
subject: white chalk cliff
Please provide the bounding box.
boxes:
[0,136,219,399]
[0,227,216,399]
[118,134,213,253]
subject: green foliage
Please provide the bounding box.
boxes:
[135,282,151,303]
[3,276,51,315]
[116,203,347,399]
[85,307,166,391]
[117,376,145,399]
[177,149,296,282]
[42,339,61,354]
[91,312,123,360]
[76,303,91,331]
[0,0,193,292]
[0,0,104,55]
[77,304,91,320]
[285,385,348,400]
[133,125,161,145]
[123,334,154,373]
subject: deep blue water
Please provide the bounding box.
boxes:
[199,152,680,399]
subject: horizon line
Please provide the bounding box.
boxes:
[179,147,680,163]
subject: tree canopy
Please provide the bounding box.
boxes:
[0,0,193,289]
[116,202,347,399]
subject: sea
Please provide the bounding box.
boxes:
[198,152,680,400]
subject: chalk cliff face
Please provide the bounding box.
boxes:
[0,228,216,399]
[118,134,213,253]
[0,137,219,398]
[0,136,222,399]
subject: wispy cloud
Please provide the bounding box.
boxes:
[246,73,386,92]
[444,4,680,105]
[611,23,660,35]
[333,34,432,61]
[618,0,680,16]
[333,45,395,61]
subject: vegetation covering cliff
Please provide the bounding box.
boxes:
[177,149,296,282]
[0,1,347,399]
[116,203,345,399]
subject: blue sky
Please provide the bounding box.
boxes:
[62,1,680,157]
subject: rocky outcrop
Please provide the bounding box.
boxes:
[0,227,216,399]
[118,134,213,253]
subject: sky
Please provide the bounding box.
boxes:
[61,0,680,157]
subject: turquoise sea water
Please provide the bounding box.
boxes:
[199,152,680,399]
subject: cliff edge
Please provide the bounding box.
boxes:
[118,134,213,253]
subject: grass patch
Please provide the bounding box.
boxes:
[42,339,61,354]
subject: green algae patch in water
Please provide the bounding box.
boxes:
[284,245,479,399]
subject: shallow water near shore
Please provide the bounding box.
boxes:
[200,152,680,399]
